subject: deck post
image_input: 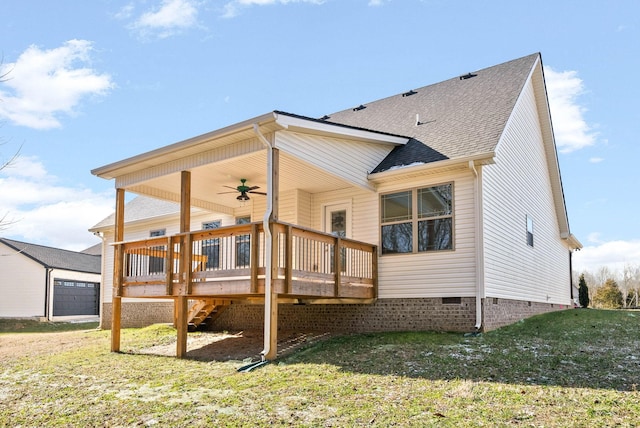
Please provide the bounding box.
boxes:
[111,188,125,352]
[176,170,191,358]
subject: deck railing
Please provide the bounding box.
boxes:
[114,221,377,300]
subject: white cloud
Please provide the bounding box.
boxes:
[368,0,385,6]
[222,0,324,18]
[0,40,114,130]
[544,66,597,153]
[573,239,640,275]
[130,0,200,39]
[589,157,604,163]
[0,157,114,251]
[587,232,603,244]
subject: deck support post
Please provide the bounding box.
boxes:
[176,170,191,358]
[176,296,189,358]
[111,188,125,352]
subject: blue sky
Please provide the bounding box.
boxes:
[1,0,638,275]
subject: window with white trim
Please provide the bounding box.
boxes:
[381,183,453,254]
[236,216,251,267]
[149,229,166,273]
[526,215,534,247]
[202,220,221,269]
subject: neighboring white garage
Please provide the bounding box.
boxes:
[0,238,102,321]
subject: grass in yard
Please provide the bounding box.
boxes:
[1,309,639,427]
[0,318,99,333]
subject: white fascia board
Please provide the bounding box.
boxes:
[563,233,583,250]
[368,153,495,182]
[92,112,279,180]
[274,113,409,146]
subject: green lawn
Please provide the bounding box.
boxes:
[0,318,99,333]
[1,309,639,427]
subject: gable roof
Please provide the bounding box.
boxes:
[0,238,101,274]
[324,53,540,173]
[90,196,180,230]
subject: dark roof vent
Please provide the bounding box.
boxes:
[459,72,477,80]
[402,89,417,97]
[320,115,330,120]
[353,104,366,111]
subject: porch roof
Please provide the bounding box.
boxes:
[91,111,408,181]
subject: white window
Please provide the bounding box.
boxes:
[381,183,453,254]
[149,229,166,274]
[202,221,221,269]
[235,216,251,267]
[526,215,534,247]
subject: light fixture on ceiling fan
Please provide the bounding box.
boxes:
[219,178,266,201]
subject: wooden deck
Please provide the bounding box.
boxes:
[112,221,377,302]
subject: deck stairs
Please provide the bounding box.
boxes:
[187,299,231,330]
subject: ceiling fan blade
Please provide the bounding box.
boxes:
[247,185,260,191]
[223,185,239,191]
[217,191,238,194]
[248,191,267,195]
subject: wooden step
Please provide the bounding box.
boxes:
[187,298,230,329]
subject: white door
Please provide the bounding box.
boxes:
[323,202,351,238]
[323,202,351,274]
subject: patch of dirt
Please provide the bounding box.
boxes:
[0,329,335,363]
[138,330,335,362]
[0,329,101,362]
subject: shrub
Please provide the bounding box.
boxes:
[592,279,623,309]
[578,274,589,308]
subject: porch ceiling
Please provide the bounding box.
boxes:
[126,149,357,210]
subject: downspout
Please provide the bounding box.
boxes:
[44,267,53,320]
[253,124,274,360]
[469,161,484,330]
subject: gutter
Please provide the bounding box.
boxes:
[253,124,275,361]
[368,153,495,182]
[469,161,485,330]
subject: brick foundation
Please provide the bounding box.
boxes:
[213,298,478,333]
[101,302,173,329]
[482,297,568,331]
[100,297,568,332]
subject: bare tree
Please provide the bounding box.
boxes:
[0,58,21,230]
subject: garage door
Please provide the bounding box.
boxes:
[53,279,100,316]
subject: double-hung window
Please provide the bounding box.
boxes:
[149,229,166,274]
[235,216,251,268]
[526,215,534,247]
[202,220,221,269]
[381,183,453,254]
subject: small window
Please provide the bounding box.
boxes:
[526,215,534,247]
[442,297,461,305]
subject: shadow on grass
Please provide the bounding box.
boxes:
[281,309,640,392]
[132,330,334,363]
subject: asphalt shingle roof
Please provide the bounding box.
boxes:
[323,53,540,173]
[0,238,101,274]
[90,196,180,230]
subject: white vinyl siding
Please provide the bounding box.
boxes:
[310,169,477,299]
[375,171,477,298]
[0,244,45,317]
[483,79,571,305]
[276,131,394,191]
